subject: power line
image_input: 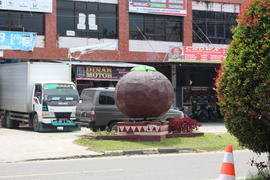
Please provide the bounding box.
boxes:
[192,21,212,44]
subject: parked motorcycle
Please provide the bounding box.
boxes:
[189,102,218,122]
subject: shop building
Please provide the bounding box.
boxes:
[0,0,246,114]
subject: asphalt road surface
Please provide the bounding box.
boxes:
[0,151,268,180]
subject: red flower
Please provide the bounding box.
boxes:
[168,117,201,133]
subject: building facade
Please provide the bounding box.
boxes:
[0,0,246,115]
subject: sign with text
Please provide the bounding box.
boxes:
[168,46,226,63]
[0,31,36,51]
[129,0,187,16]
[0,0,52,13]
[76,66,131,81]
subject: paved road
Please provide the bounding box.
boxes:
[0,151,267,180]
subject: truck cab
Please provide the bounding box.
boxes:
[31,81,80,131]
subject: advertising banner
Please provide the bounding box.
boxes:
[76,66,131,81]
[0,31,36,51]
[0,0,52,13]
[129,0,187,16]
[168,46,226,63]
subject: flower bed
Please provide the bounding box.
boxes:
[84,118,203,142]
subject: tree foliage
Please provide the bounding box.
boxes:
[216,0,270,153]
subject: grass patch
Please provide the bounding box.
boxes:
[245,173,270,180]
[89,130,118,136]
[74,133,244,152]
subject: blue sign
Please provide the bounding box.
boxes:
[0,31,36,51]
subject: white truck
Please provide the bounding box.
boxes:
[0,62,80,132]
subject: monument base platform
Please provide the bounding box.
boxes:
[85,121,204,141]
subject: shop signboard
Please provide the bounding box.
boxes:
[129,0,187,16]
[0,31,36,51]
[168,46,226,63]
[76,66,131,81]
[0,0,52,13]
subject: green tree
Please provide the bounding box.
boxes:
[216,0,270,156]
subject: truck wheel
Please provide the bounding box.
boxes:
[33,114,40,132]
[5,112,19,129]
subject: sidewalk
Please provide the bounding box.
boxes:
[0,127,102,163]
[0,123,227,163]
[198,122,228,134]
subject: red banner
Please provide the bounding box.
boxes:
[168,46,226,63]
[129,0,187,16]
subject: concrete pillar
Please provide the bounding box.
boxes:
[183,0,193,46]
[118,0,129,56]
[171,64,177,107]
[45,0,57,49]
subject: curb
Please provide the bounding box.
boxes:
[104,150,123,156]
[178,148,194,153]
[123,150,144,155]
[142,149,159,154]
[104,148,194,156]
[4,148,196,163]
[24,154,105,162]
[158,148,178,153]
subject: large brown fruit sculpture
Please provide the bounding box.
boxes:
[115,66,174,118]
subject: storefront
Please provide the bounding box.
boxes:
[68,61,146,94]
[176,63,219,110]
[166,46,225,121]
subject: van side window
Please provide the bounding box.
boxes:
[99,92,115,105]
[34,84,42,102]
[81,90,95,102]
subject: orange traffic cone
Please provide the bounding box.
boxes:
[219,145,236,180]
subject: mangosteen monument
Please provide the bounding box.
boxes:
[115,66,174,141]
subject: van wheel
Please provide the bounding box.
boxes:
[1,114,6,128]
[5,112,19,129]
[90,127,98,132]
[33,114,40,132]
[108,121,118,132]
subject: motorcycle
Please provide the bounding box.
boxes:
[189,103,218,122]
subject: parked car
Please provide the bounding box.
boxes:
[76,87,184,131]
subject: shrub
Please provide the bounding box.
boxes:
[168,117,201,133]
[215,0,270,153]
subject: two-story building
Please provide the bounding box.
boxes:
[0,0,246,113]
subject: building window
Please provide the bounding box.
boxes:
[129,13,183,42]
[0,11,44,35]
[192,10,237,44]
[57,0,118,39]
